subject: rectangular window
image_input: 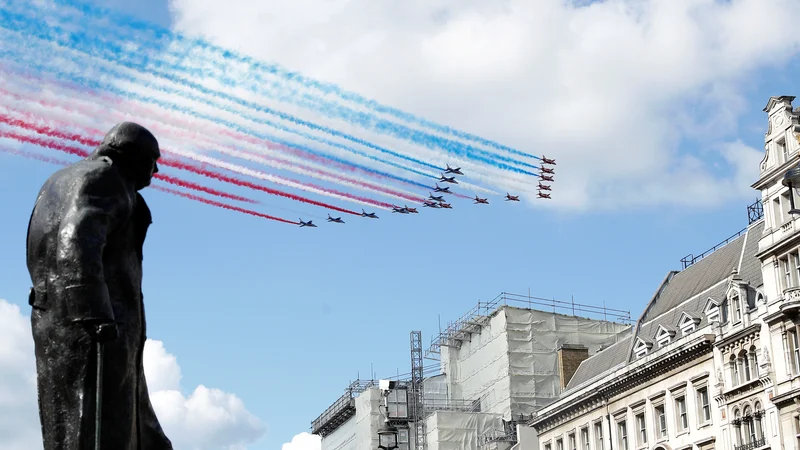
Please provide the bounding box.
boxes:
[774,197,784,228]
[557,438,563,450]
[595,421,604,450]
[569,433,576,450]
[780,139,789,163]
[545,444,552,450]
[636,412,647,445]
[387,389,408,418]
[581,427,589,450]
[397,428,409,450]
[784,191,795,224]
[675,397,688,431]
[617,420,628,450]
[789,330,800,376]
[696,387,711,423]
[654,404,667,439]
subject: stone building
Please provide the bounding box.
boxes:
[520,95,800,450]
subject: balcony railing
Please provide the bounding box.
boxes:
[734,437,766,450]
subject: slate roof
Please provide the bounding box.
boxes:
[564,220,765,391]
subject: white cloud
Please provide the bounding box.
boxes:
[166,0,800,211]
[0,299,266,450]
[282,432,322,450]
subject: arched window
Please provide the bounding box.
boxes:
[741,350,752,382]
[720,299,729,323]
[754,402,765,441]
[731,355,740,386]
[733,408,743,446]
[743,406,755,444]
[749,345,759,379]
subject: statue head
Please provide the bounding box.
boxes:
[91,122,160,190]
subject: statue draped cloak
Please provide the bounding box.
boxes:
[26,156,172,450]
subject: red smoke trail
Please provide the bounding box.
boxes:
[0,103,424,204]
[0,127,364,216]
[0,145,291,224]
[1,69,429,192]
[152,186,299,225]
[1,114,387,212]
[0,144,73,166]
[151,174,258,204]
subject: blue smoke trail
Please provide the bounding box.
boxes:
[35,0,543,175]
[55,0,543,162]
[0,42,441,188]
[0,17,447,183]
[0,8,449,175]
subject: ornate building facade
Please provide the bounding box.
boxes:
[520,96,800,450]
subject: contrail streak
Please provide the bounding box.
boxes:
[0,7,543,176]
[50,0,546,163]
[0,126,369,216]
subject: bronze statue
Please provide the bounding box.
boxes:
[26,122,173,449]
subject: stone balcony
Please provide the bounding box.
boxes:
[781,287,800,316]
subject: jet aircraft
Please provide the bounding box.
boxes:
[540,174,554,182]
[537,192,552,199]
[405,206,419,214]
[474,196,489,204]
[392,206,410,214]
[505,193,520,202]
[423,200,441,208]
[540,167,555,175]
[537,183,552,191]
[440,203,453,209]
[444,164,464,175]
[299,219,317,227]
[327,214,345,223]
[433,183,451,193]
[439,174,458,184]
[541,156,556,165]
[429,193,446,202]
[361,209,379,219]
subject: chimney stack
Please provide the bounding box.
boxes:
[557,344,590,390]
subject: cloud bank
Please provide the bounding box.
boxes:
[167,0,800,210]
[0,299,266,450]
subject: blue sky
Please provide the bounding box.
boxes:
[2,0,800,449]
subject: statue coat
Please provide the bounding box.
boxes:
[26,156,172,450]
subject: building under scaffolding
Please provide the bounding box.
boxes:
[310,291,632,450]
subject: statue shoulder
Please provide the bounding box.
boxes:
[66,158,135,215]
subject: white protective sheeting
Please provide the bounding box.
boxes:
[425,411,504,450]
[321,388,382,450]
[442,306,630,419]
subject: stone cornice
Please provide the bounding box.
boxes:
[771,386,800,407]
[714,324,760,352]
[755,229,800,259]
[528,334,714,433]
[752,153,800,190]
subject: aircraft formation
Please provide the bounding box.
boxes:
[296,159,556,227]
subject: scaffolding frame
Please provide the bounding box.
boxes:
[425,291,631,361]
[310,379,380,437]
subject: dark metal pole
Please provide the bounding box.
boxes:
[95,340,104,450]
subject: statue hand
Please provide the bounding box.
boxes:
[84,321,119,343]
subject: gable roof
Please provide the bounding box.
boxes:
[561,220,764,393]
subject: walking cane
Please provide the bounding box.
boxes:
[95,339,104,450]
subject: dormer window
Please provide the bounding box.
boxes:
[779,138,789,163]
[705,298,720,323]
[655,325,675,348]
[731,291,742,323]
[679,312,700,336]
[634,338,653,358]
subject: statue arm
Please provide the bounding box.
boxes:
[56,174,129,323]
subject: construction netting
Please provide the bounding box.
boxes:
[425,411,505,450]
[321,388,382,450]
[441,306,630,419]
